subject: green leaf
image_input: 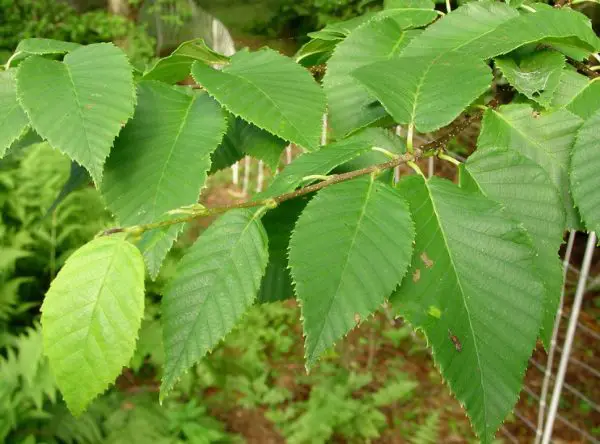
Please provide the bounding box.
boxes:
[465,148,564,348]
[102,81,226,278]
[570,109,600,235]
[258,128,401,199]
[41,236,145,415]
[143,39,230,84]
[191,48,326,150]
[223,115,287,171]
[478,104,582,228]
[0,70,29,157]
[353,52,492,132]
[296,39,339,67]
[547,69,589,109]
[495,50,565,107]
[565,78,600,120]
[161,209,269,397]
[391,175,544,443]
[324,17,420,138]
[258,198,309,303]
[290,176,414,367]
[14,38,81,56]
[16,43,135,184]
[308,15,377,40]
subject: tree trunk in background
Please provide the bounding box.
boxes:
[108,0,129,16]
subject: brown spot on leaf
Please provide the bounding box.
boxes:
[412,269,421,283]
[354,313,361,324]
[420,252,434,268]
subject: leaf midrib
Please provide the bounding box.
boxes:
[306,176,375,362]
[63,55,94,173]
[149,94,197,222]
[164,214,259,387]
[425,180,489,436]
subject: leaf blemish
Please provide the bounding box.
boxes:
[412,269,421,282]
[354,313,361,324]
[420,252,434,268]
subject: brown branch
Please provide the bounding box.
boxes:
[567,57,599,79]
[100,107,489,237]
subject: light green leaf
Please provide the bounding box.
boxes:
[258,198,308,303]
[353,52,492,132]
[565,78,600,120]
[161,209,268,397]
[41,236,145,415]
[143,39,230,84]
[478,104,583,228]
[465,148,564,348]
[102,81,226,278]
[0,70,29,157]
[222,115,287,171]
[324,17,420,138]
[290,176,414,367]
[391,175,544,443]
[16,43,135,184]
[191,48,326,150]
[495,50,565,107]
[570,109,600,234]
[258,128,402,199]
[354,2,597,133]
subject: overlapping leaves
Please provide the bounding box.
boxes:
[191,48,326,150]
[102,81,226,277]
[352,1,599,132]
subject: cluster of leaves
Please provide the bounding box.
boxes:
[1,0,600,442]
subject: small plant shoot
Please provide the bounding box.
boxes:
[2,1,599,441]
